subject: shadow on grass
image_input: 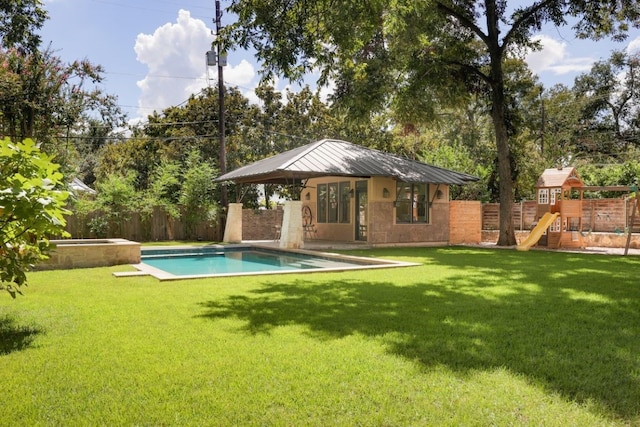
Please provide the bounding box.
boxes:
[0,315,41,355]
[198,247,640,420]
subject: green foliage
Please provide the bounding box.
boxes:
[91,172,138,237]
[145,160,181,220]
[0,0,48,54]
[0,2,126,179]
[179,150,218,239]
[0,47,125,152]
[0,137,70,297]
[573,50,640,159]
[577,161,640,198]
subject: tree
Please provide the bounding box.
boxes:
[0,0,47,54]
[96,137,162,191]
[91,172,138,237]
[225,0,640,245]
[1,1,126,172]
[536,84,585,166]
[0,47,126,158]
[573,50,640,159]
[179,150,218,240]
[0,137,70,297]
[141,160,182,240]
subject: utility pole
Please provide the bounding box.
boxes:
[215,0,228,213]
[540,96,545,157]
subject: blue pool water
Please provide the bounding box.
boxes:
[140,247,373,277]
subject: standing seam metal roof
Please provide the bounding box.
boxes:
[215,139,479,185]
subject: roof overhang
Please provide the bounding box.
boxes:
[215,139,479,186]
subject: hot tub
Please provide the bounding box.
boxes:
[37,238,141,270]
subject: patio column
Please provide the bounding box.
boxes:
[223,203,243,243]
[280,200,304,249]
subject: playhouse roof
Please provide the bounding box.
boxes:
[215,139,479,185]
[536,167,583,188]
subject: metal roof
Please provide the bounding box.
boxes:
[215,139,479,185]
[69,177,97,194]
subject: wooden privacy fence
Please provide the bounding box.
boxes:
[63,200,638,242]
[482,198,640,232]
[64,206,221,242]
[64,207,285,242]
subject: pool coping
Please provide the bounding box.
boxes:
[114,244,420,281]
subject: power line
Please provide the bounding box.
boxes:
[90,0,214,19]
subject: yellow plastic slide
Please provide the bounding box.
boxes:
[516,212,559,251]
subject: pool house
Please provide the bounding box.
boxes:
[215,139,478,248]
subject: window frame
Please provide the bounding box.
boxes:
[395,182,429,224]
[317,181,351,224]
[317,183,327,223]
[538,188,549,204]
[339,181,351,223]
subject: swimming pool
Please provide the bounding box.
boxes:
[117,245,417,281]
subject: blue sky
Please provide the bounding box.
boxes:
[40,0,640,123]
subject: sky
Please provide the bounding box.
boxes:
[39,0,640,124]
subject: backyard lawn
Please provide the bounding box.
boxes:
[1,247,639,426]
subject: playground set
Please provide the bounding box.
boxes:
[517,167,640,254]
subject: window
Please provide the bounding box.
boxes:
[339,182,351,223]
[328,183,338,222]
[550,188,562,204]
[538,189,549,204]
[396,182,429,223]
[317,184,327,223]
[317,181,351,223]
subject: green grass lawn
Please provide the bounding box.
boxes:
[1,247,639,426]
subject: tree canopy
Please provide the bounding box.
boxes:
[225,0,640,245]
[0,0,47,54]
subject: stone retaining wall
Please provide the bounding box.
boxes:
[38,239,141,270]
[481,230,640,249]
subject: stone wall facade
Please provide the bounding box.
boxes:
[38,239,141,270]
[241,208,284,241]
[482,230,640,249]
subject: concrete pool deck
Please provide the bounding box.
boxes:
[115,243,421,281]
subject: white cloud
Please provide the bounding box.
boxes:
[206,58,259,103]
[525,34,594,76]
[627,36,640,55]
[134,10,262,116]
[134,10,212,115]
[225,59,256,88]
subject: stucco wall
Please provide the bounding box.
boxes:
[304,176,451,244]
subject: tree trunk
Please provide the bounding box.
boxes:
[489,53,517,246]
[491,105,517,246]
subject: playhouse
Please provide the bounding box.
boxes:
[518,167,585,250]
[518,166,640,252]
